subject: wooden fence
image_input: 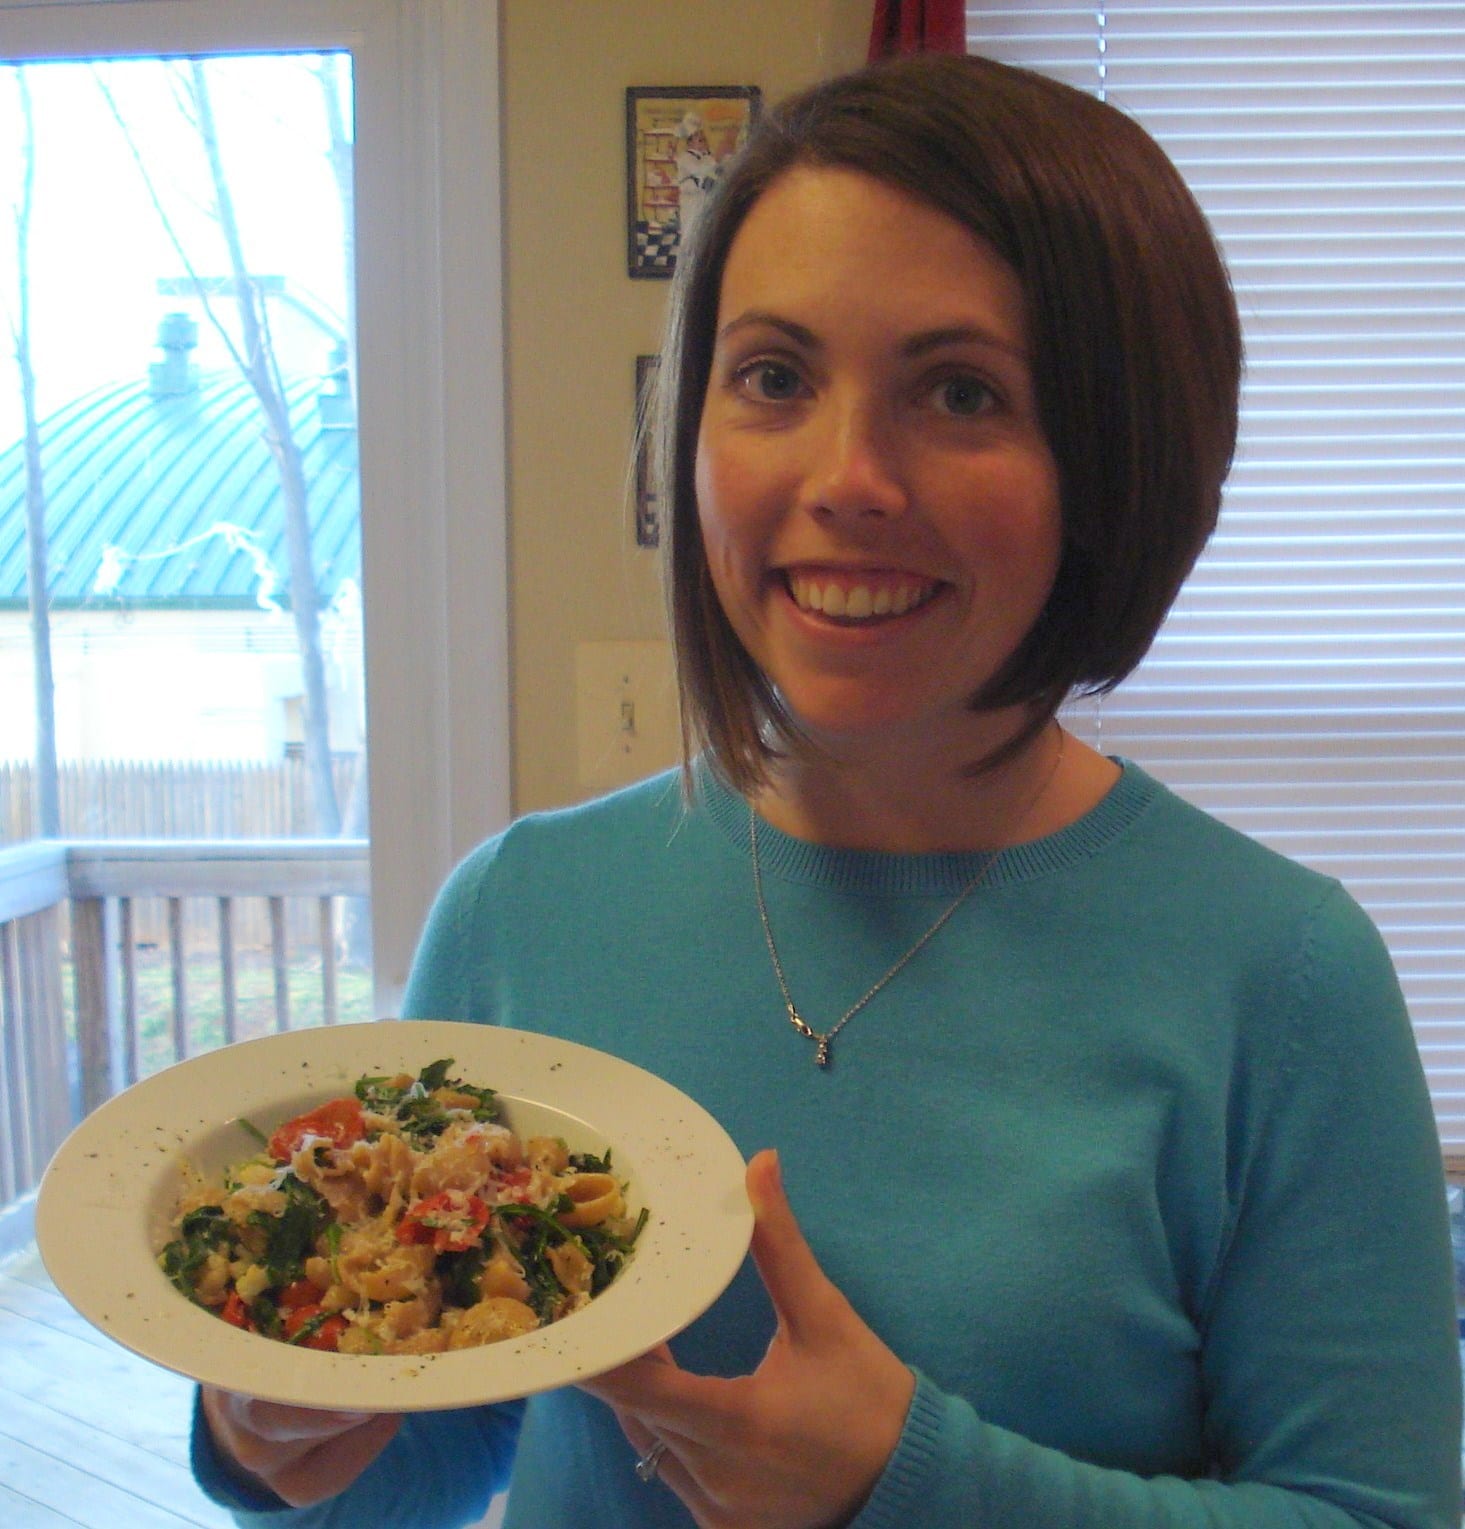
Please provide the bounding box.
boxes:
[0,758,363,951]
[0,756,359,841]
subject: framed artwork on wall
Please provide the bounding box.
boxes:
[625,85,760,278]
[634,354,660,547]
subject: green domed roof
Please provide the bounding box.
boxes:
[0,369,358,610]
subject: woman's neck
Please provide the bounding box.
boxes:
[752,719,1118,855]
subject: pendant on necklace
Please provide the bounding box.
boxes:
[786,1003,831,1068]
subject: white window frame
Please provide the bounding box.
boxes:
[0,0,512,1009]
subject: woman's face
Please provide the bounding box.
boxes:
[695,166,1063,756]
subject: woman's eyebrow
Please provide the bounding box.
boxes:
[715,311,820,348]
[902,325,1028,362]
[715,312,1027,363]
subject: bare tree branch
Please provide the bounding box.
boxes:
[314,53,357,410]
[7,64,60,835]
[185,58,341,836]
[91,65,253,381]
[165,61,201,132]
[93,57,343,834]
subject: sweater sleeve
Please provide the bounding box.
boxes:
[191,1395,523,1528]
[852,885,1462,1529]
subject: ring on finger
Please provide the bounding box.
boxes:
[634,1438,668,1483]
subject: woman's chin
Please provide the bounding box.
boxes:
[774,685,1035,766]
[777,693,955,756]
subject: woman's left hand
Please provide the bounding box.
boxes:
[578,1149,916,1529]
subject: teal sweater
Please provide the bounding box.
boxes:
[194,762,1461,1527]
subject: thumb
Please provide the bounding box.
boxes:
[746,1149,844,1347]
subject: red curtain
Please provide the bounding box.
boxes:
[868,0,967,59]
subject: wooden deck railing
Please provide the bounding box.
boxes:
[0,838,369,1215]
[0,842,70,1212]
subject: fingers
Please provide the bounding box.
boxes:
[226,1397,376,1443]
[581,1150,911,1529]
[607,1407,706,1514]
[584,1148,844,1424]
[201,1387,401,1509]
[746,1148,844,1348]
[574,1345,685,1412]
[579,1348,740,1447]
[270,1412,402,1508]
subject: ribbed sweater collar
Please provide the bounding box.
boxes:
[697,757,1160,895]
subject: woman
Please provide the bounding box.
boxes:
[194,54,1461,1528]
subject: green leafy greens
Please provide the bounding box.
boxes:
[247,1175,329,1285]
[354,1057,498,1143]
[159,1206,232,1296]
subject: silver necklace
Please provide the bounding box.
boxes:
[749,727,1066,1070]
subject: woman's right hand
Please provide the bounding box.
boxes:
[201,1385,402,1508]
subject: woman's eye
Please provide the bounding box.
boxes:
[738,361,804,402]
[933,375,995,417]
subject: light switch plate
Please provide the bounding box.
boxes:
[574,640,678,789]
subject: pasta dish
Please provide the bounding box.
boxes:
[158,1058,647,1354]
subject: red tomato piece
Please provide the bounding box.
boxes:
[220,1290,252,1329]
[278,1279,320,1311]
[284,1303,347,1351]
[268,1096,366,1162]
[307,1316,347,1352]
[396,1190,491,1253]
[491,1166,533,1209]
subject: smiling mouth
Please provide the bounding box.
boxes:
[784,569,941,622]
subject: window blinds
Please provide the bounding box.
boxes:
[967,3,1465,1155]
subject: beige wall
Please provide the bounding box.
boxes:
[501,0,871,814]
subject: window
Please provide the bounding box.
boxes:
[969,3,1465,1156]
[1,0,512,1011]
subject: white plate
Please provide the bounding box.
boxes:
[36,1020,752,1412]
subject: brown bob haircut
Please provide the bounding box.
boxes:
[653,52,1242,794]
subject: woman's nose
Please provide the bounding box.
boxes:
[804,397,909,524]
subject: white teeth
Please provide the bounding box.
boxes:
[789,573,934,619]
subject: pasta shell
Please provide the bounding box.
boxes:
[557,1171,624,1229]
